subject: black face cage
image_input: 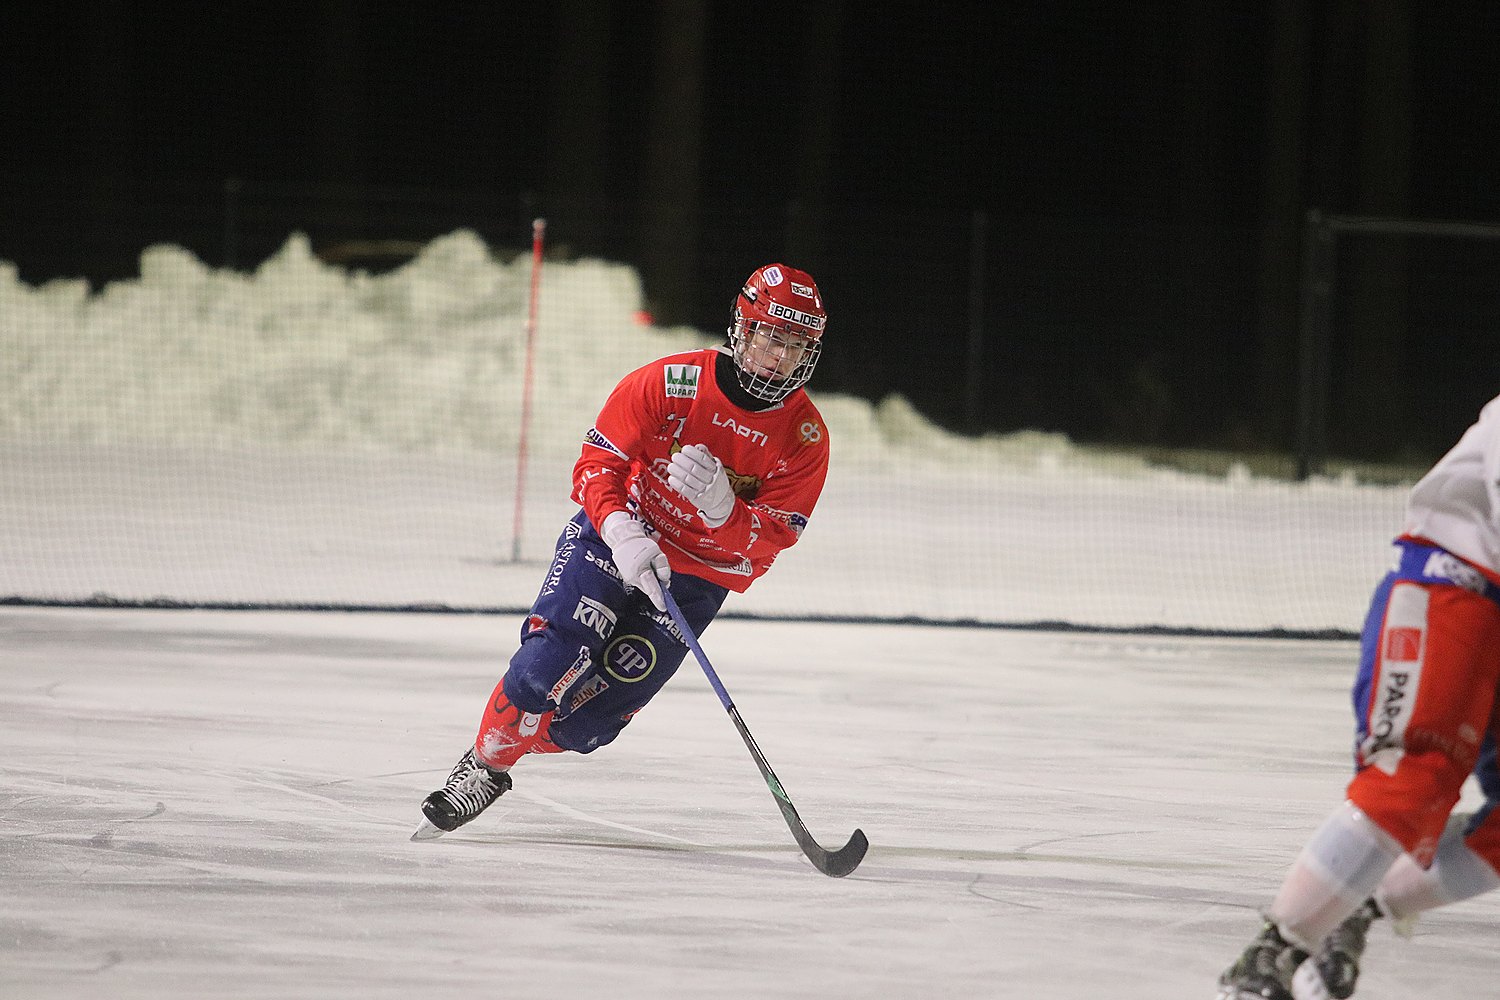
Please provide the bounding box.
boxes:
[727,316,823,404]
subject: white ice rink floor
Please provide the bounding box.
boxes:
[4,607,1498,999]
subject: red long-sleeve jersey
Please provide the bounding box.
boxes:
[571,347,830,592]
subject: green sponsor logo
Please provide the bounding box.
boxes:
[664,365,701,398]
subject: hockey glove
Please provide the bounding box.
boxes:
[666,443,734,528]
[601,510,670,611]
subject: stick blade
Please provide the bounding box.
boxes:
[811,827,869,878]
[785,812,868,878]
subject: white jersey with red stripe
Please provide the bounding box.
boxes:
[1402,394,1500,577]
[571,346,830,593]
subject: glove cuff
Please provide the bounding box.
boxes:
[601,509,644,547]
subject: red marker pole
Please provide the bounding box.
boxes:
[511,218,545,563]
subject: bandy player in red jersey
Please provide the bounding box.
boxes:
[1218,395,1500,1000]
[415,263,831,838]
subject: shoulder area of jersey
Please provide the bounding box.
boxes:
[789,392,830,445]
[648,348,716,402]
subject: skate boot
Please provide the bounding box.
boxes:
[412,748,512,840]
[1215,919,1308,1000]
[1290,899,1379,1000]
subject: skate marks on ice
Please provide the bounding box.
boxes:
[448,786,1230,882]
[3,608,1500,1000]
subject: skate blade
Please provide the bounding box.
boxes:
[410,817,447,842]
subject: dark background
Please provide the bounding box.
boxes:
[4,1,1499,464]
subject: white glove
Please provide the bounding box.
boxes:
[667,443,734,528]
[600,510,670,611]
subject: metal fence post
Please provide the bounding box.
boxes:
[1295,209,1335,480]
[965,209,987,433]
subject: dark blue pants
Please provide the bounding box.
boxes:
[502,509,729,753]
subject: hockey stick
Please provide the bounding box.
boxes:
[661,588,868,878]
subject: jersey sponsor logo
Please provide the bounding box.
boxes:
[1385,627,1421,661]
[664,365,701,399]
[573,594,617,640]
[584,547,623,584]
[604,634,657,683]
[1368,668,1412,747]
[583,426,628,460]
[636,493,688,533]
[645,472,696,523]
[712,412,769,446]
[647,510,686,537]
[650,609,687,645]
[518,711,542,737]
[568,674,609,713]
[665,539,755,577]
[756,504,810,537]
[1421,550,1490,595]
[1362,583,1428,775]
[524,614,550,635]
[765,299,826,330]
[548,645,593,703]
[541,541,576,597]
[799,420,823,445]
[728,469,760,500]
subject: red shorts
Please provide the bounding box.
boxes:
[1347,543,1500,864]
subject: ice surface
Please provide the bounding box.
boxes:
[4,607,1497,999]
[3,234,1485,997]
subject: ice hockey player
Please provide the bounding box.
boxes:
[414,263,831,839]
[1217,393,1500,999]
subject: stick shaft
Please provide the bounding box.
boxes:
[660,588,868,877]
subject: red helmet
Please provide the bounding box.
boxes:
[728,263,826,404]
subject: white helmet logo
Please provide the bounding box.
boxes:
[766,300,826,330]
[762,266,784,286]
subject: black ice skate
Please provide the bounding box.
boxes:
[1215,920,1308,1000]
[411,748,512,841]
[1291,899,1380,1000]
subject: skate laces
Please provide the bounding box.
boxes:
[441,752,505,816]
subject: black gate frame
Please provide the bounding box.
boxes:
[1296,210,1500,480]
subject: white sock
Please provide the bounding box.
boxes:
[1269,800,1404,949]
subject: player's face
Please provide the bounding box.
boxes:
[742,324,815,380]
